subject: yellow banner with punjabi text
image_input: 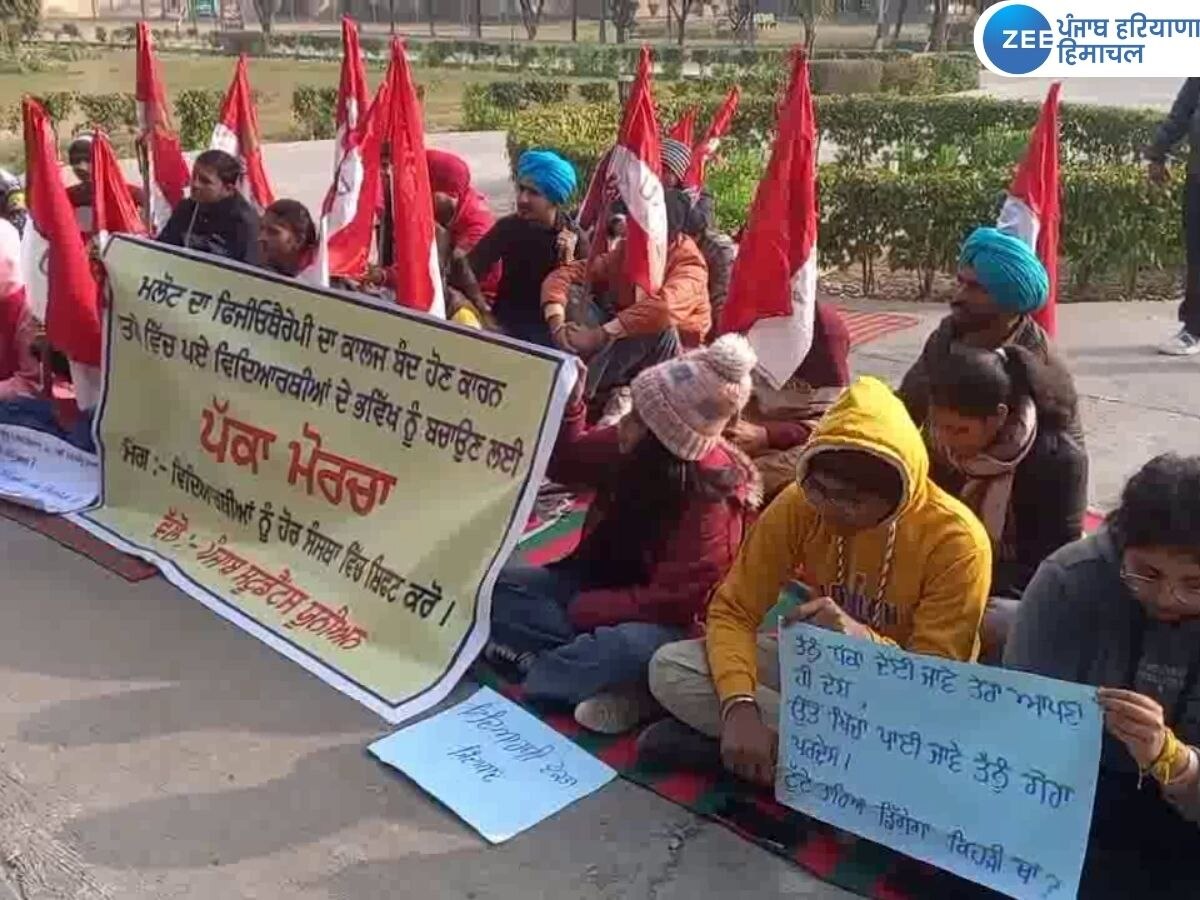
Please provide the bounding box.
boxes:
[78,237,573,723]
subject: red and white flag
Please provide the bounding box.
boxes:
[21,99,102,407]
[720,52,817,389]
[317,16,374,281]
[91,130,147,242]
[998,82,1061,337]
[667,107,697,147]
[384,39,443,317]
[683,86,739,190]
[576,146,614,234]
[610,46,667,295]
[211,55,275,212]
[135,21,189,231]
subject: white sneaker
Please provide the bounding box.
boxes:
[573,687,659,735]
[596,387,633,427]
[1159,328,1200,356]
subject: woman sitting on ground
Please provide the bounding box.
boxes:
[157,149,260,265]
[487,335,761,735]
[926,344,1087,661]
[1004,454,1200,897]
[258,199,323,285]
[427,149,500,296]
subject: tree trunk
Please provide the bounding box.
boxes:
[473,0,482,36]
[390,0,396,33]
[675,0,688,45]
[140,0,148,18]
[599,0,607,42]
[891,0,907,40]
[570,0,577,40]
[926,0,948,51]
[872,0,889,50]
[428,0,436,36]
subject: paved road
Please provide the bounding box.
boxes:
[976,73,1182,110]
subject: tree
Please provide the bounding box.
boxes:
[872,0,891,50]
[725,0,754,44]
[250,0,276,47]
[926,0,949,50]
[791,0,830,55]
[518,0,547,38]
[0,0,37,57]
[891,0,907,40]
[428,0,437,36]
[570,0,578,41]
[668,0,697,46]
[610,0,638,43]
[472,0,483,37]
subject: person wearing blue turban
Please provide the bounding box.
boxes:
[898,226,1080,444]
[454,149,587,346]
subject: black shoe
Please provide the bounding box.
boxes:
[636,718,722,772]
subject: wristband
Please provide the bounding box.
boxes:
[720,694,758,724]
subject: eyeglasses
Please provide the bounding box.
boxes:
[801,472,873,511]
[1119,568,1200,608]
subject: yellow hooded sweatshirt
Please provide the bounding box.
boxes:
[706,376,992,704]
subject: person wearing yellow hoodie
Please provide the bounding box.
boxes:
[640,376,992,783]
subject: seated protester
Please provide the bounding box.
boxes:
[427,149,500,295]
[157,149,260,265]
[259,199,322,285]
[1004,454,1200,898]
[456,150,587,346]
[927,344,1087,662]
[542,190,710,416]
[65,133,146,240]
[0,216,37,401]
[660,137,715,232]
[641,376,991,781]
[487,335,762,735]
[0,168,27,236]
[725,301,851,501]
[898,226,1081,445]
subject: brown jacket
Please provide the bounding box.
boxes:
[541,235,711,347]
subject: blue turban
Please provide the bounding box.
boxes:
[516,150,577,206]
[958,226,1049,314]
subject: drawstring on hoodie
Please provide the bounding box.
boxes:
[834,523,897,629]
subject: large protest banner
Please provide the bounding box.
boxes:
[777,623,1102,900]
[74,237,574,723]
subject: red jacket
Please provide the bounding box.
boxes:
[547,397,761,633]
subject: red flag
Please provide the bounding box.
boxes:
[720,52,817,389]
[91,130,147,239]
[667,107,697,147]
[610,46,667,295]
[576,147,614,234]
[211,55,275,211]
[998,82,1061,337]
[136,21,189,231]
[22,99,101,370]
[683,86,740,190]
[384,39,443,317]
[316,17,379,281]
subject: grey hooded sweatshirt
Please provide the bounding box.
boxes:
[1005,528,1200,824]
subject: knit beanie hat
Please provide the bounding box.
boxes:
[630,334,757,461]
[661,138,693,182]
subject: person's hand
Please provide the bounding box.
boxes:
[567,355,588,406]
[1098,688,1169,770]
[362,264,387,288]
[783,596,872,640]
[548,321,573,352]
[556,229,579,264]
[725,419,770,456]
[720,702,776,786]
[565,323,609,359]
[1147,158,1170,187]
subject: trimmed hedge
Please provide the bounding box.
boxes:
[703,147,1183,297]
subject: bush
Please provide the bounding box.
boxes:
[77,93,137,135]
[31,92,76,130]
[292,84,337,139]
[520,79,569,105]
[175,88,225,150]
[809,59,884,96]
[487,81,525,111]
[579,82,615,104]
[94,25,107,43]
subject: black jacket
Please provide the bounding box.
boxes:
[157,193,261,265]
[934,425,1089,599]
[1148,78,1200,175]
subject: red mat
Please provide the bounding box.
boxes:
[842,310,921,348]
[0,501,158,582]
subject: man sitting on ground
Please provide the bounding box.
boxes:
[541,189,710,419]
[898,226,1078,439]
[640,376,991,783]
[725,301,851,501]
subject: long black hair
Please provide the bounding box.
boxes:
[264,198,318,251]
[928,344,1077,429]
[576,429,742,589]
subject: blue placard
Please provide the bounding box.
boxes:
[776,624,1102,899]
[369,686,616,843]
